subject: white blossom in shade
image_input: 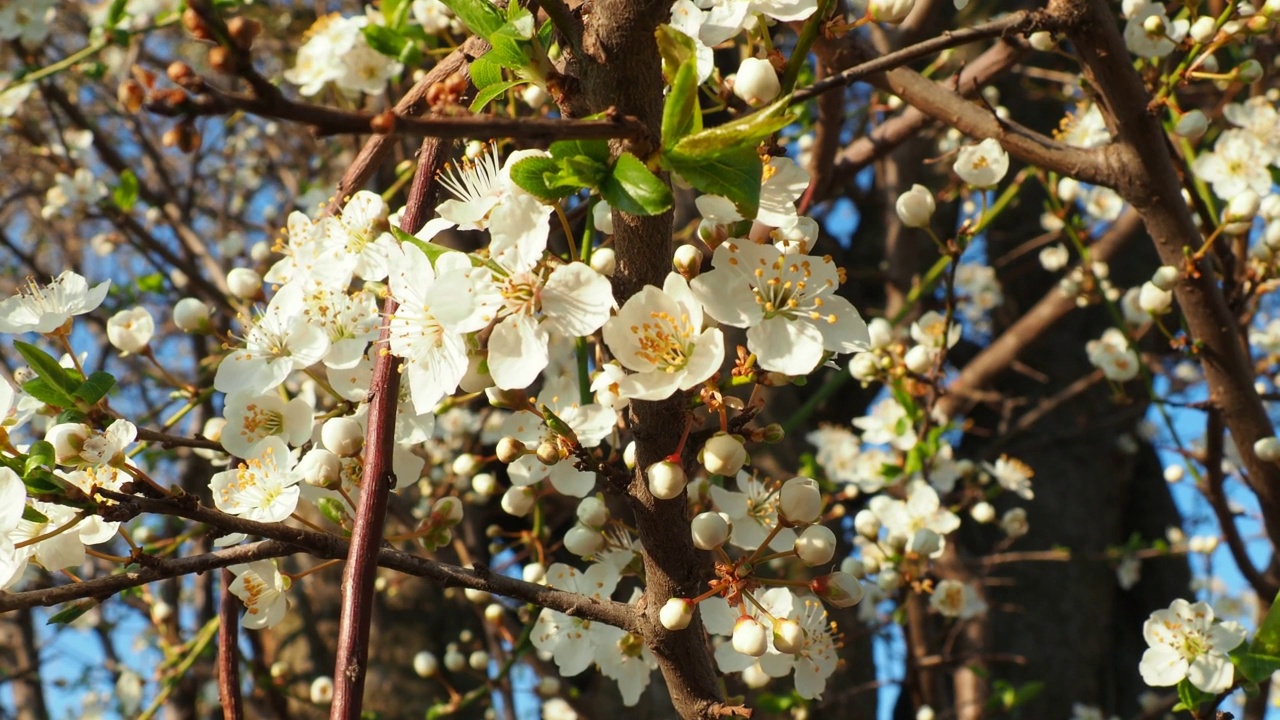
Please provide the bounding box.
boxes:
[1139,598,1246,693]
[589,361,629,411]
[1123,1,1187,58]
[432,145,553,253]
[42,168,108,219]
[694,156,811,230]
[386,244,487,415]
[209,437,302,523]
[0,468,28,588]
[910,310,961,349]
[594,591,658,706]
[1224,96,1280,163]
[984,455,1034,500]
[264,212,354,291]
[0,73,33,117]
[471,236,614,391]
[602,273,724,401]
[868,480,960,558]
[298,286,381,370]
[412,0,461,33]
[1001,507,1029,538]
[853,397,918,451]
[502,398,616,497]
[697,0,818,46]
[532,562,620,676]
[221,392,314,459]
[930,579,987,619]
[1060,103,1112,149]
[1194,129,1275,200]
[1040,243,1070,271]
[691,240,869,375]
[214,283,330,396]
[1086,327,1141,382]
[0,271,111,335]
[229,560,291,629]
[0,0,54,45]
[953,138,1010,188]
[77,419,137,468]
[709,471,798,552]
[107,307,155,354]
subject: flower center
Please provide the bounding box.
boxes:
[632,311,694,371]
[501,272,542,317]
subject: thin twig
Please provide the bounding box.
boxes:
[217,568,244,720]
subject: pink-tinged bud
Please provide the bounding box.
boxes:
[778,476,823,526]
[772,618,805,654]
[810,571,866,608]
[660,598,695,630]
[731,615,768,656]
[647,460,688,500]
[794,524,837,566]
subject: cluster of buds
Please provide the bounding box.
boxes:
[848,311,961,383]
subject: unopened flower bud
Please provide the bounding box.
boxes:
[1174,110,1208,139]
[760,423,785,443]
[468,650,489,671]
[564,524,604,556]
[1138,281,1173,315]
[150,600,174,624]
[1028,31,1055,51]
[647,460,687,500]
[732,57,781,106]
[117,79,145,114]
[895,184,936,228]
[1151,265,1179,291]
[778,476,822,525]
[576,496,608,528]
[173,297,211,332]
[904,344,937,374]
[795,524,837,566]
[299,448,343,489]
[970,501,996,523]
[1226,190,1262,223]
[443,647,466,672]
[535,440,561,465]
[731,616,768,656]
[868,0,916,24]
[810,571,865,608]
[623,441,637,469]
[47,422,90,464]
[484,386,528,410]
[772,618,805,654]
[1189,15,1217,43]
[867,317,893,349]
[225,267,261,299]
[523,562,546,584]
[849,352,880,381]
[1238,59,1264,83]
[907,528,942,557]
[452,453,481,477]
[660,598,694,630]
[853,509,880,539]
[700,432,747,476]
[413,651,439,678]
[673,244,704,279]
[270,660,290,679]
[692,511,731,550]
[501,486,536,516]
[1255,436,1280,462]
[321,417,364,457]
[496,436,526,464]
[589,247,616,277]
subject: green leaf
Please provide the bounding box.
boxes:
[317,497,348,528]
[390,226,459,267]
[104,0,128,30]
[508,155,578,201]
[136,272,166,294]
[470,79,523,112]
[22,377,77,408]
[382,0,413,30]
[22,504,49,524]
[663,146,761,218]
[1234,651,1280,683]
[438,0,504,38]
[21,468,63,495]
[655,24,696,81]
[112,169,138,211]
[479,39,533,74]
[14,341,79,398]
[25,441,57,474]
[550,138,611,164]
[550,156,610,190]
[540,404,580,446]
[1253,589,1280,654]
[600,152,673,216]
[1174,678,1210,712]
[671,94,795,159]
[661,58,702,151]
[362,24,408,58]
[73,371,116,405]
[468,55,505,89]
[47,600,99,625]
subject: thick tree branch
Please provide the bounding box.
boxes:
[218,568,244,720]
[1055,0,1280,547]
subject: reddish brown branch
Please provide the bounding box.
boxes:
[1202,409,1278,597]
[217,567,244,720]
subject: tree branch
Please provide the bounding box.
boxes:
[217,567,244,720]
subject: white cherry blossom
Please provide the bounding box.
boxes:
[0,270,110,335]
[1139,598,1245,693]
[229,560,291,630]
[209,437,302,523]
[214,283,331,396]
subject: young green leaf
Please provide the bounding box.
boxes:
[671,94,795,159]
[438,0,505,38]
[47,600,100,626]
[25,440,57,474]
[362,24,409,58]
[112,169,139,212]
[600,153,673,216]
[655,24,697,81]
[662,58,702,151]
[73,371,117,406]
[1253,589,1280,655]
[22,377,77,408]
[663,146,761,218]
[468,55,506,89]
[550,138,611,164]
[508,155,578,201]
[14,341,80,398]
[470,79,524,112]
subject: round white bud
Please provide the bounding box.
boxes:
[700,432,747,476]
[970,501,996,523]
[795,524,837,566]
[500,486,536,516]
[646,460,688,500]
[443,647,466,673]
[868,0,916,24]
[468,651,489,671]
[413,651,439,678]
[309,676,334,705]
[731,616,768,657]
[1028,31,1055,51]
[173,297,211,332]
[895,184,936,228]
[1138,281,1173,315]
[853,509,881,539]
[867,318,893,349]
[321,417,364,457]
[1255,436,1280,462]
[564,524,604,556]
[778,476,823,525]
[1189,15,1218,43]
[576,496,608,528]
[660,598,694,631]
[522,562,546,584]
[590,247,617,277]
[1174,109,1209,139]
[225,267,262,300]
[299,448,343,489]
[673,244,704,279]
[691,511,730,551]
[772,618,805,654]
[496,436,526,464]
[732,57,781,106]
